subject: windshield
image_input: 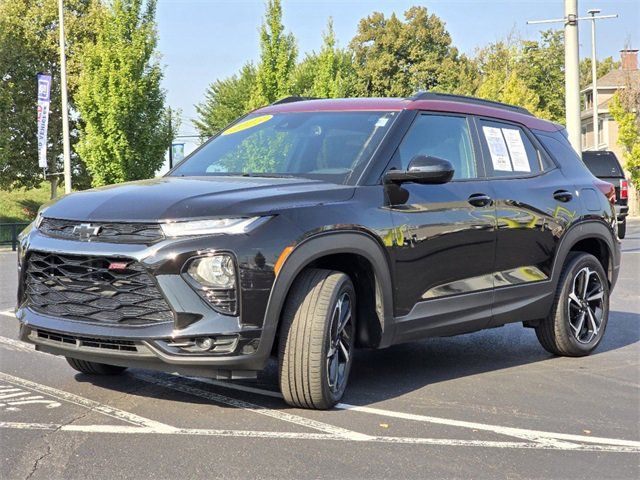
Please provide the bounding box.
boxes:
[170,111,397,184]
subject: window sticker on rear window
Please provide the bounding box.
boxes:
[375,116,389,127]
[482,126,512,171]
[502,128,531,172]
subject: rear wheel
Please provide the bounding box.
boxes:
[535,253,609,357]
[66,357,127,375]
[278,268,356,409]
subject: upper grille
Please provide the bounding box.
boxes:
[25,252,174,326]
[39,218,164,244]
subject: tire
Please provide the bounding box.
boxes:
[618,219,626,239]
[535,252,609,357]
[66,357,127,375]
[278,268,356,409]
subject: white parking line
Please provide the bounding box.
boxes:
[184,375,640,449]
[133,372,370,440]
[0,335,45,355]
[0,372,175,431]
[1,335,639,452]
[1,421,637,453]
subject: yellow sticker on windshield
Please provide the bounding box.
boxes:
[222,115,273,136]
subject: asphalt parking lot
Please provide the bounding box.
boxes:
[0,220,638,479]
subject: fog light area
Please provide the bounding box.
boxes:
[165,335,238,354]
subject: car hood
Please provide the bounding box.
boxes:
[42,176,355,222]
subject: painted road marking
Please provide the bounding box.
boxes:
[0,384,61,411]
[1,336,639,452]
[0,421,638,453]
[0,372,175,431]
[0,335,46,355]
[133,372,370,440]
[183,375,640,449]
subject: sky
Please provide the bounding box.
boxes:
[155,0,640,153]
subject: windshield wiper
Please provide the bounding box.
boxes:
[240,173,296,178]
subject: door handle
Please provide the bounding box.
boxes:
[468,193,493,207]
[553,190,573,202]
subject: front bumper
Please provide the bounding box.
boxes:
[15,224,286,377]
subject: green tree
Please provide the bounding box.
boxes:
[309,19,354,98]
[194,63,256,138]
[521,30,565,123]
[474,30,565,122]
[475,36,542,114]
[349,7,463,97]
[0,0,102,197]
[579,56,621,91]
[609,77,640,191]
[75,0,171,187]
[290,19,355,98]
[249,0,297,108]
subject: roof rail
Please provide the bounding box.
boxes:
[409,91,533,116]
[270,96,318,105]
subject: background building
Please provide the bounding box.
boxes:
[581,48,639,215]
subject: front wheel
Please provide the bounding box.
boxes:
[278,269,356,409]
[535,253,609,357]
[66,357,127,375]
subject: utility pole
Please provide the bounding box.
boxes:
[564,0,581,153]
[527,2,617,154]
[168,107,173,170]
[58,0,72,194]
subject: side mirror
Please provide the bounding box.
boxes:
[383,155,455,185]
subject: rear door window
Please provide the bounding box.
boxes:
[478,119,549,177]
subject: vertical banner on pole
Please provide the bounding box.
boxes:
[36,73,52,170]
[171,143,185,163]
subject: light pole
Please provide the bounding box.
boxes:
[589,9,600,150]
[58,0,72,194]
[564,0,581,154]
[527,2,617,154]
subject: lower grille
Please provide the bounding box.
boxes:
[25,252,174,325]
[35,329,138,352]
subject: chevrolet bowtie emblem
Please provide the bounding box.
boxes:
[72,223,101,240]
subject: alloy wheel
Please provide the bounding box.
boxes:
[567,267,605,344]
[326,292,354,393]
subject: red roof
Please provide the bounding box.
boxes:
[256,97,560,132]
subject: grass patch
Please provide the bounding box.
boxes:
[0,184,51,223]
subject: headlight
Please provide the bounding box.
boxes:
[161,217,267,237]
[187,255,235,289]
[34,209,46,229]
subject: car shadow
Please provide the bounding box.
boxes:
[75,309,639,411]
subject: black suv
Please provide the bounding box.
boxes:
[16,93,621,409]
[582,150,629,238]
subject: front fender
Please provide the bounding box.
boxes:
[260,231,395,353]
